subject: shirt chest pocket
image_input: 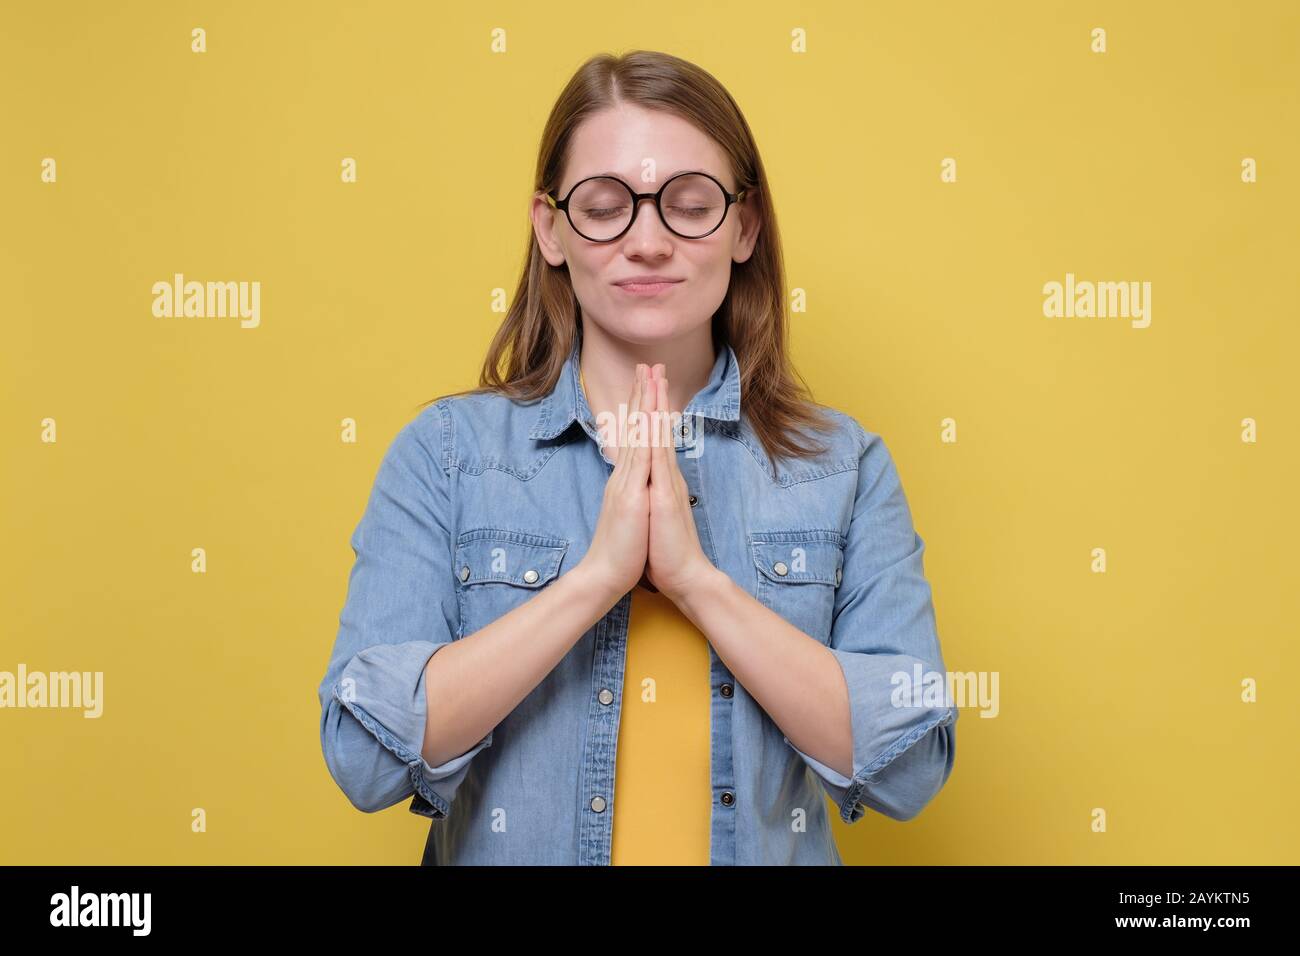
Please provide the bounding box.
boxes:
[750,530,845,644]
[453,528,570,639]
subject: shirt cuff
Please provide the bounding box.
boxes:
[333,640,493,819]
[787,648,959,823]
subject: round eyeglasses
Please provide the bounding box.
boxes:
[546,170,747,242]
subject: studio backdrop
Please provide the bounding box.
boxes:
[1,0,1296,864]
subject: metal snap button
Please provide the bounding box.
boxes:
[590,795,607,813]
[523,569,540,584]
[459,566,470,582]
[688,494,698,507]
[720,683,733,698]
[598,688,614,705]
[720,791,735,807]
[773,561,788,576]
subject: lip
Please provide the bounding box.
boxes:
[613,277,684,296]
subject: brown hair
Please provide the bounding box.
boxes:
[421,49,836,464]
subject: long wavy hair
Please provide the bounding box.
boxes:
[421,49,836,463]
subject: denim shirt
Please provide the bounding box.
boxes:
[317,338,958,865]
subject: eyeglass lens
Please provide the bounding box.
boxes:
[567,174,727,240]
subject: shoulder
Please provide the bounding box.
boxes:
[819,405,911,494]
[810,405,876,457]
[740,403,888,485]
[790,404,912,504]
[407,390,558,478]
[814,407,918,517]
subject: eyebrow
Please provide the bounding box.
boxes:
[584,167,717,183]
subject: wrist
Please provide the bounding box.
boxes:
[670,561,731,614]
[568,559,629,609]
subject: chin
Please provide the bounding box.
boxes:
[617,324,688,347]
[605,309,687,342]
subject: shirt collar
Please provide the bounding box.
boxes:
[528,336,742,441]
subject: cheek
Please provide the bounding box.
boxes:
[565,252,606,293]
[566,251,627,317]
[688,252,734,298]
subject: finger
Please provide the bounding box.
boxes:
[656,374,689,504]
[649,380,669,493]
[658,373,685,481]
[655,370,682,481]
[628,365,653,487]
[611,363,643,482]
[655,370,674,458]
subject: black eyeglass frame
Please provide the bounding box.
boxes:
[546,170,748,242]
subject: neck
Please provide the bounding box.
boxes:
[578,322,716,427]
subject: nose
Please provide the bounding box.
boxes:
[625,195,673,248]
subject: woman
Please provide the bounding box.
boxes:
[317,50,957,866]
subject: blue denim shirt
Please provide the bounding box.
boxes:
[317,338,957,865]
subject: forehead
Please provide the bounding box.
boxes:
[561,103,731,190]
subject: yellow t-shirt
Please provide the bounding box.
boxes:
[611,582,714,865]
[581,367,713,865]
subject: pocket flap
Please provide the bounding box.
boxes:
[454,529,569,588]
[750,530,845,586]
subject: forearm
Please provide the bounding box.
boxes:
[674,567,854,780]
[420,561,625,768]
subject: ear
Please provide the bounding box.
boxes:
[531,191,567,267]
[730,190,762,265]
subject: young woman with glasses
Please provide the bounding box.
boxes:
[318,49,957,866]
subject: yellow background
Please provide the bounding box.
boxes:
[1,1,1296,864]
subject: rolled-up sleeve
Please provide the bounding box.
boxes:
[317,403,492,819]
[784,425,957,824]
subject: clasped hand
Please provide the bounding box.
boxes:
[582,363,717,605]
